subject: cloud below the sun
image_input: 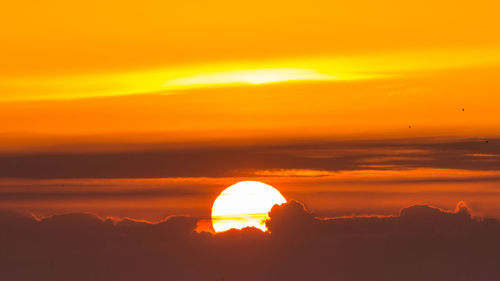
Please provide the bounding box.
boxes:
[1,200,500,281]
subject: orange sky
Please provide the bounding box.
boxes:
[1,0,500,147]
[2,0,500,76]
[2,0,500,225]
[1,66,500,153]
[2,0,500,146]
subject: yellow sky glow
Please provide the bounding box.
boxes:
[1,47,500,101]
[1,0,500,151]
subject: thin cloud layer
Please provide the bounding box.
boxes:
[0,138,498,179]
[1,201,499,281]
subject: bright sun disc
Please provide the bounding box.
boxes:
[211,181,287,233]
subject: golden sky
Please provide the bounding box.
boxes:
[2,0,500,148]
[2,0,500,225]
[1,1,499,91]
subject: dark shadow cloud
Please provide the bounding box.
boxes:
[1,201,500,281]
[0,138,499,179]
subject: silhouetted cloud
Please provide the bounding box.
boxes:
[1,201,499,281]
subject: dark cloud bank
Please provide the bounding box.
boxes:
[0,138,498,179]
[1,201,500,281]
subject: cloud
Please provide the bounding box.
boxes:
[0,138,499,179]
[1,201,499,281]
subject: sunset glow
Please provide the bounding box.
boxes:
[2,0,500,279]
[212,181,287,232]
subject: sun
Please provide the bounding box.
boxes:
[211,181,287,233]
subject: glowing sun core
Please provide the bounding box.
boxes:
[211,181,287,233]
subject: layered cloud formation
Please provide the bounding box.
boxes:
[1,201,499,281]
[0,138,498,179]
